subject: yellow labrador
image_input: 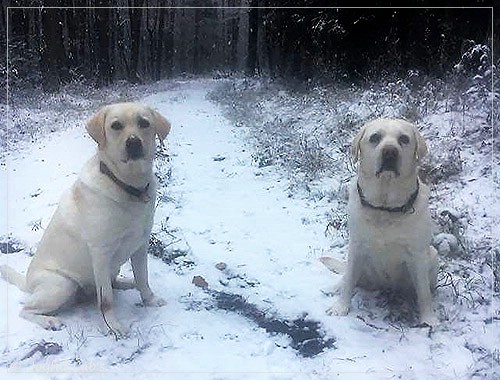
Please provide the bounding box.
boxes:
[322,119,438,326]
[1,103,171,336]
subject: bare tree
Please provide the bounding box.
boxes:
[246,1,258,75]
[39,4,69,92]
[96,2,112,85]
[128,0,144,82]
[164,3,176,78]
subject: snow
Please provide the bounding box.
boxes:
[0,79,498,379]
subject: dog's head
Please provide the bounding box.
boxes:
[86,103,171,164]
[351,119,428,179]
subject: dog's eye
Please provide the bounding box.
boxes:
[369,133,381,144]
[398,134,410,145]
[111,121,124,131]
[138,118,150,129]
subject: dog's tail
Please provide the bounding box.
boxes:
[319,256,346,274]
[0,265,28,292]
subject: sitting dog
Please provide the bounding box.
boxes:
[1,103,171,337]
[322,118,438,326]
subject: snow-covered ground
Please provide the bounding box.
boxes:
[0,79,498,379]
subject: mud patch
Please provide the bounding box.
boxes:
[210,290,335,358]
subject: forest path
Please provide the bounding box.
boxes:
[144,80,331,297]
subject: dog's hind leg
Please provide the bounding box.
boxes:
[21,270,78,330]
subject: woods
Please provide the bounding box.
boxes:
[1,2,495,94]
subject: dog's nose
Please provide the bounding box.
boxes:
[126,135,144,159]
[382,146,399,161]
[377,145,401,177]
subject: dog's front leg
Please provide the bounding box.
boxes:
[91,250,128,338]
[408,252,439,326]
[131,247,166,307]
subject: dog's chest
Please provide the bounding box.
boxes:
[357,211,416,251]
[350,219,407,287]
[353,209,428,285]
[107,201,154,263]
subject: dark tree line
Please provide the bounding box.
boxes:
[263,3,495,81]
[0,1,495,95]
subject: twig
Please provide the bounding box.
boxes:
[100,286,118,341]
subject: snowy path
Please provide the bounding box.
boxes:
[144,82,333,316]
[0,80,494,379]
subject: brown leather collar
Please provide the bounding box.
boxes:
[357,180,419,214]
[99,161,151,202]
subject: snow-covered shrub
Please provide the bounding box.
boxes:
[453,41,494,104]
[493,248,500,293]
[148,218,194,274]
[433,233,461,258]
[251,117,296,169]
[250,117,331,181]
[324,208,348,241]
[420,142,463,184]
[432,208,468,258]
[354,73,439,124]
[450,41,497,132]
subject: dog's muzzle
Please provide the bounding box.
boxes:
[126,135,144,160]
[377,146,400,176]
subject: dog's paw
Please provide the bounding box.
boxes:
[20,310,65,331]
[142,294,167,307]
[326,301,350,316]
[43,316,65,331]
[418,313,439,328]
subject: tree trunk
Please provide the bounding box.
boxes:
[154,7,165,80]
[193,7,201,74]
[229,2,239,70]
[164,2,175,78]
[39,6,69,92]
[128,0,143,83]
[96,2,112,86]
[246,1,258,75]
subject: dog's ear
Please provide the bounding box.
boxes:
[413,127,428,161]
[86,106,108,148]
[351,125,366,163]
[149,108,171,142]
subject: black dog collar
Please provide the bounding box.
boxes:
[99,161,151,202]
[357,181,419,214]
